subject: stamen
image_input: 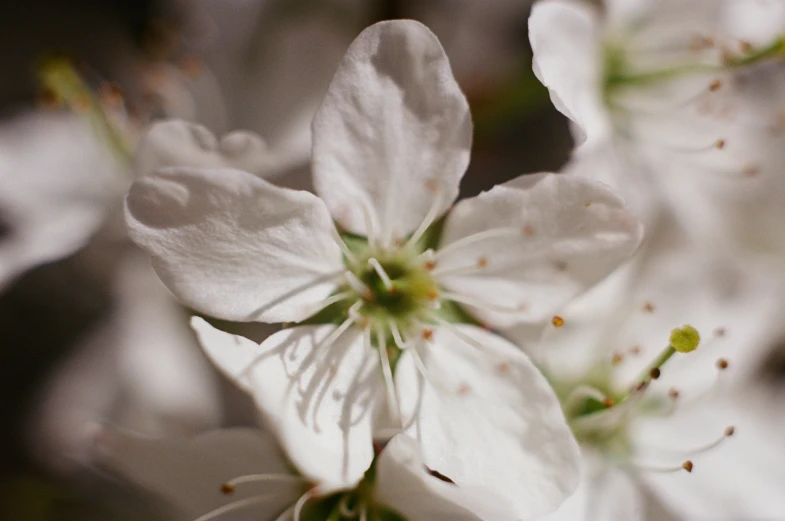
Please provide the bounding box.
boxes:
[344,271,373,301]
[194,494,277,521]
[331,227,358,266]
[563,385,612,416]
[375,327,403,429]
[368,258,394,291]
[552,315,565,328]
[644,427,735,458]
[389,320,408,349]
[293,489,315,521]
[405,191,443,248]
[359,201,378,251]
[416,248,436,268]
[630,460,694,474]
[432,226,521,260]
[440,291,524,313]
[223,474,306,487]
[426,313,486,352]
[304,291,354,316]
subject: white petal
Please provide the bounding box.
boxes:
[437,173,643,327]
[529,0,610,146]
[396,324,581,519]
[374,435,516,521]
[135,120,282,178]
[193,319,382,490]
[312,20,472,243]
[542,457,644,521]
[0,111,124,291]
[96,427,300,521]
[125,167,344,323]
[634,392,785,520]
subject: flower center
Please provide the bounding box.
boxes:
[551,324,733,471]
[351,250,439,327]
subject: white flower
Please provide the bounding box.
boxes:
[97,427,526,521]
[0,111,123,291]
[126,19,643,518]
[510,215,785,520]
[529,0,785,255]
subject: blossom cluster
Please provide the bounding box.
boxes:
[2,1,785,520]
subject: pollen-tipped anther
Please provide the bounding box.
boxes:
[725,426,735,437]
[552,315,565,328]
[716,358,729,370]
[682,460,694,473]
[649,367,661,379]
[670,325,700,352]
[221,483,235,495]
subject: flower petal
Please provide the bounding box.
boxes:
[0,111,124,291]
[634,392,785,520]
[135,120,282,178]
[396,324,581,519]
[125,167,344,323]
[529,0,610,146]
[374,434,517,521]
[437,173,643,327]
[95,427,300,521]
[193,318,382,490]
[312,20,472,243]
[541,457,644,521]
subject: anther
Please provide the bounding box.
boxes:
[521,224,536,237]
[611,352,624,365]
[642,301,656,313]
[682,460,694,473]
[630,345,642,355]
[670,325,700,353]
[602,397,615,408]
[221,483,235,495]
[551,315,565,328]
[421,329,434,342]
[476,256,488,269]
[649,367,661,379]
[668,388,680,400]
[714,327,727,337]
[424,260,437,271]
[725,426,735,437]
[708,79,722,92]
[717,358,729,370]
[715,139,726,150]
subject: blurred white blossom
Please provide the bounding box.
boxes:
[529,0,785,257]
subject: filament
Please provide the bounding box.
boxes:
[405,191,443,249]
[193,494,277,521]
[376,326,403,429]
[223,474,305,487]
[425,313,486,352]
[293,489,314,521]
[433,226,521,260]
[440,291,523,314]
[331,227,358,267]
[368,258,394,291]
